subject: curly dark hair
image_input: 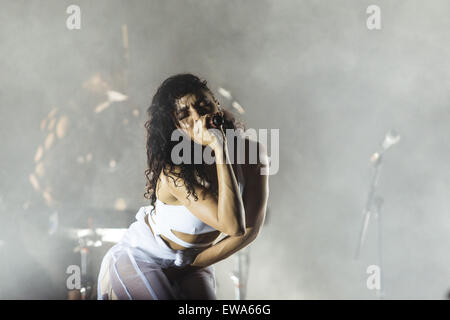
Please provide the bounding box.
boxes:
[144,73,243,210]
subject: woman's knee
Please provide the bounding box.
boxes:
[176,266,217,300]
[108,250,177,300]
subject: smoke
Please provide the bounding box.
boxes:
[1,0,450,299]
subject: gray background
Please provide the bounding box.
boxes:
[1,0,450,299]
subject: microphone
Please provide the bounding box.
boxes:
[370,129,401,163]
[209,113,224,129]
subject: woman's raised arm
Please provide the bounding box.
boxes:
[160,121,246,236]
[190,140,269,268]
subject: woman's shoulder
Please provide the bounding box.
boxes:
[156,166,184,204]
[236,135,268,170]
[233,135,268,191]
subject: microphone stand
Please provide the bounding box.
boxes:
[230,246,250,300]
[355,153,385,299]
[229,208,270,299]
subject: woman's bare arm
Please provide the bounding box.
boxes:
[190,142,269,268]
[160,129,246,236]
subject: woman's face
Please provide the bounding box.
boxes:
[173,90,220,132]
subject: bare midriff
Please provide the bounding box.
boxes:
[145,214,220,250]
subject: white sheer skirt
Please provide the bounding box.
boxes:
[97,207,216,300]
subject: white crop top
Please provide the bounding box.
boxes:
[145,164,246,249]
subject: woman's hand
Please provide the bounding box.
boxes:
[173,249,199,267]
[162,249,204,281]
[178,112,225,147]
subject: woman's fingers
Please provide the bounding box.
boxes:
[176,114,223,146]
[177,119,192,139]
